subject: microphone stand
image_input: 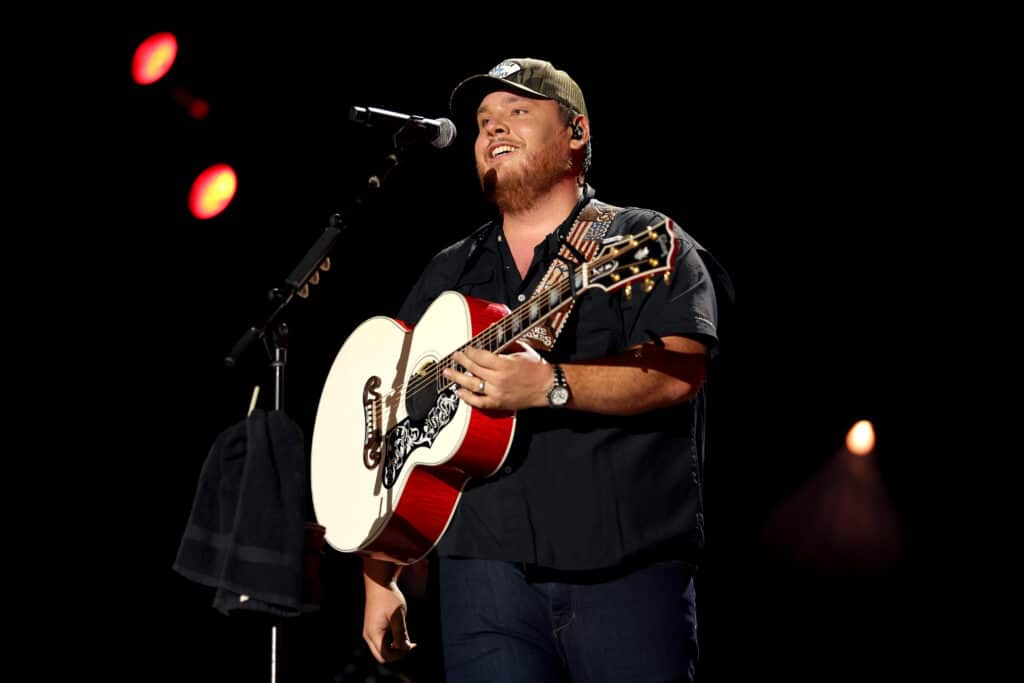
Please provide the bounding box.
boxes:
[221,114,436,682]
[223,218,340,683]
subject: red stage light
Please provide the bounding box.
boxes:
[189,164,237,220]
[131,32,178,86]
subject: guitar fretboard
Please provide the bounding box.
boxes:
[433,272,582,390]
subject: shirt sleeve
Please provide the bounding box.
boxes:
[616,209,721,356]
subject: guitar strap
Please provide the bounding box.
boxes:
[520,199,624,352]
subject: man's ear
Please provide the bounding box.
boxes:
[569,116,589,147]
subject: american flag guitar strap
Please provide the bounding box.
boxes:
[520,199,624,351]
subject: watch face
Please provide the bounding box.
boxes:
[549,385,570,406]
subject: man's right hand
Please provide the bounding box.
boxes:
[362,557,417,663]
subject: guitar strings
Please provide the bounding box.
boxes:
[402,273,577,399]
[402,223,667,400]
[403,227,663,399]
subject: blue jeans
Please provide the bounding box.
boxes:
[438,556,698,682]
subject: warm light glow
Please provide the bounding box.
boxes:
[187,97,211,120]
[846,420,875,456]
[132,33,178,85]
[170,87,211,120]
[189,164,237,219]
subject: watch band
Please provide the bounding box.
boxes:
[553,364,567,390]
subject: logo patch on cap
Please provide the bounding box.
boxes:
[488,61,522,79]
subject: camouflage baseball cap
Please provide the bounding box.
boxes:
[449,58,588,123]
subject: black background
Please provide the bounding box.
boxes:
[99,17,952,682]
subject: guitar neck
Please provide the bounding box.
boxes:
[438,217,673,373]
[482,275,580,354]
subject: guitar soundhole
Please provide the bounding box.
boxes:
[406,360,440,422]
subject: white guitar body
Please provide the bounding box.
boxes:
[311,291,516,563]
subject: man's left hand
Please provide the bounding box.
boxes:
[444,344,551,411]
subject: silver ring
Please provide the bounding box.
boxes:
[478,379,486,393]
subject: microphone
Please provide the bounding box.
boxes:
[349,106,456,149]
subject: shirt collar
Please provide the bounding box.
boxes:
[481,184,597,254]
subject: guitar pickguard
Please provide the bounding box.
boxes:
[382,386,460,488]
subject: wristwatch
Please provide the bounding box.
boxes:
[546,364,571,408]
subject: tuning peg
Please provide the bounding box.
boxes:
[309,271,321,285]
[298,284,310,298]
[644,278,655,293]
[320,257,331,272]
[664,272,672,284]
[630,266,640,275]
[624,284,632,300]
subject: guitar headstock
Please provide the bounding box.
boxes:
[586,218,678,297]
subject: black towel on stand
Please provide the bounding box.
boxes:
[173,409,307,617]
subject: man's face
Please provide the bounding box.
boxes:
[474,89,572,213]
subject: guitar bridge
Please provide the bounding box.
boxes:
[362,376,383,469]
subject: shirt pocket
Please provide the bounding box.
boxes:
[568,294,625,360]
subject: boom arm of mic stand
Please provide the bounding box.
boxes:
[285,218,343,290]
[224,218,344,368]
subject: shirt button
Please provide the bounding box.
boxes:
[503,466,512,474]
[497,235,503,242]
[517,294,526,302]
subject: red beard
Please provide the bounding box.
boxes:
[477,141,571,214]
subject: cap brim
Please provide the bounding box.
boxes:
[449,75,552,124]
